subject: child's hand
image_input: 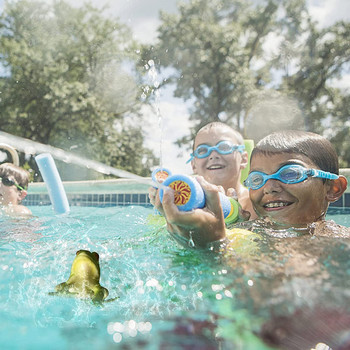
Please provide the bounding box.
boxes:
[161,176,226,248]
[227,187,251,222]
[148,187,165,216]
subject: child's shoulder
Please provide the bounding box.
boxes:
[310,220,350,238]
[1,205,32,218]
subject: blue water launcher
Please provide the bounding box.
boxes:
[35,153,70,215]
[151,167,172,187]
[159,174,240,224]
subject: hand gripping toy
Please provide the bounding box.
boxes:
[157,173,240,225]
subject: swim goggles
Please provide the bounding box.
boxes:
[244,164,339,190]
[0,176,25,191]
[186,140,245,163]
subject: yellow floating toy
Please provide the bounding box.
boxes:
[50,250,117,303]
[225,228,261,255]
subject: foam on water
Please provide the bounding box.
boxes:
[1,205,350,349]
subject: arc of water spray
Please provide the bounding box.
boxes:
[0,131,161,188]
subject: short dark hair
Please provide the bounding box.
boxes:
[193,122,244,150]
[0,163,30,190]
[251,130,339,174]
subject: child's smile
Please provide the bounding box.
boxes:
[192,127,244,189]
[249,153,330,227]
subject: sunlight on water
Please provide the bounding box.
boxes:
[0,206,350,349]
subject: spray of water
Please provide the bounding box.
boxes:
[0,131,164,188]
[146,59,163,168]
[245,91,305,141]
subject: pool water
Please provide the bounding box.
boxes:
[0,206,349,350]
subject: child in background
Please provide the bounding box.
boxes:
[158,130,348,248]
[149,122,256,219]
[0,163,32,217]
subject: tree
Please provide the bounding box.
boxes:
[280,21,350,166]
[0,0,158,179]
[144,0,349,166]
[143,0,307,143]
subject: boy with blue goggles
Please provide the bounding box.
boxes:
[244,164,339,190]
[186,140,245,164]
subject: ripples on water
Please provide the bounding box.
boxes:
[0,206,349,349]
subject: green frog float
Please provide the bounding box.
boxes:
[50,250,117,303]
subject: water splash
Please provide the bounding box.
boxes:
[0,131,161,188]
[146,59,163,168]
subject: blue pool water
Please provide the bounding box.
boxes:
[0,206,349,350]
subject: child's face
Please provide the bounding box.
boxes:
[0,176,21,206]
[191,126,246,189]
[249,152,330,227]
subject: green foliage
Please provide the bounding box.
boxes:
[281,21,350,166]
[144,0,349,166]
[0,0,158,179]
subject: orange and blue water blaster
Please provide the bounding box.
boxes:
[158,174,240,225]
[151,167,172,187]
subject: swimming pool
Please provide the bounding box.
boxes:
[0,204,349,350]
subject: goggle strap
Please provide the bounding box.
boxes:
[312,169,339,180]
[237,145,245,152]
[186,154,194,164]
[0,176,25,191]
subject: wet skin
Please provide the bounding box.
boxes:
[191,126,247,192]
[0,176,23,206]
[0,178,31,216]
[248,153,332,228]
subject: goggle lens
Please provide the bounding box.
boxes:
[195,141,243,158]
[0,176,24,191]
[216,141,234,153]
[244,164,338,190]
[279,166,304,182]
[196,145,210,157]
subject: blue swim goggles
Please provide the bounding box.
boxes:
[244,164,339,190]
[186,140,245,163]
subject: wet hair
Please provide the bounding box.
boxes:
[193,122,244,150]
[0,163,30,190]
[251,130,339,174]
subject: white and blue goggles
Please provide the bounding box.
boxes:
[186,140,245,163]
[244,164,339,190]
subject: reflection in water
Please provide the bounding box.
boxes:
[1,208,349,349]
[220,227,350,349]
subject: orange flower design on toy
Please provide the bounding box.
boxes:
[169,180,191,205]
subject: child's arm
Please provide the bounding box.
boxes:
[160,176,227,248]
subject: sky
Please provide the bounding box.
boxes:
[0,0,349,176]
[89,0,350,175]
[77,0,350,175]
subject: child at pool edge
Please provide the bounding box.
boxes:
[0,163,32,217]
[149,122,256,219]
[157,130,348,248]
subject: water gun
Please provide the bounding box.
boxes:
[152,167,240,225]
[151,167,172,185]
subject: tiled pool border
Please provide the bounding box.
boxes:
[23,192,151,207]
[23,171,350,208]
[23,179,152,207]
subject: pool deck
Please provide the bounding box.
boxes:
[24,169,350,208]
